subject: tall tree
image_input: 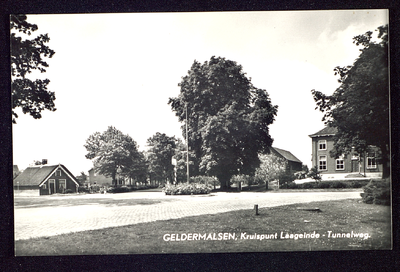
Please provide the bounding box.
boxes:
[11,14,56,123]
[146,133,177,184]
[84,126,142,185]
[311,25,389,178]
[169,56,278,189]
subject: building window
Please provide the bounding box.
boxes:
[318,140,327,150]
[42,184,47,189]
[55,170,61,176]
[336,156,345,170]
[319,156,327,171]
[367,154,377,169]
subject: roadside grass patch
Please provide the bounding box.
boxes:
[15,199,391,255]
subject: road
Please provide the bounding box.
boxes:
[14,190,361,240]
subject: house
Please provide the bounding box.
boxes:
[270,147,303,173]
[88,168,114,186]
[309,127,382,179]
[13,164,80,196]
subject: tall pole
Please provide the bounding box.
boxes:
[186,102,190,184]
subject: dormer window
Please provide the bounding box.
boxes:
[318,140,327,150]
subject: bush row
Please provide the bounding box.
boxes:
[190,176,218,185]
[163,183,213,195]
[280,179,370,189]
[106,184,159,194]
[360,179,390,206]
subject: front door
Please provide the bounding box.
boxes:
[49,179,55,194]
[351,160,359,173]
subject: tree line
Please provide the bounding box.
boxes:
[12,14,390,185]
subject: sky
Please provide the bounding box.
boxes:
[12,10,389,176]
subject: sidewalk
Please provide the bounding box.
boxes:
[14,191,361,240]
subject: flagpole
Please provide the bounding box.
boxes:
[186,102,189,184]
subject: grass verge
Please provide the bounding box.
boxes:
[15,199,391,255]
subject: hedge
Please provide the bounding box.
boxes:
[163,183,213,195]
[281,179,370,189]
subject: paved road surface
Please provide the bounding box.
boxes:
[14,191,361,240]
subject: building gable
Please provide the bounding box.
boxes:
[14,164,80,187]
[271,147,302,164]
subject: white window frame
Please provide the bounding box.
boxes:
[318,140,327,150]
[55,170,62,177]
[336,156,345,170]
[319,156,327,171]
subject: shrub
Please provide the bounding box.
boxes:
[64,189,74,194]
[308,166,321,181]
[350,180,369,188]
[108,186,131,194]
[278,172,295,184]
[163,183,212,195]
[78,186,90,193]
[190,176,218,185]
[330,181,348,189]
[318,181,331,189]
[283,182,299,189]
[361,179,390,205]
[294,171,307,180]
[300,182,317,189]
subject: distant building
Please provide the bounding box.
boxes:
[88,168,113,186]
[13,165,20,179]
[309,127,382,179]
[270,147,303,174]
[13,164,80,196]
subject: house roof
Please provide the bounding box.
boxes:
[309,126,338,138]
[13,164,79,187]
[271,147,302,164]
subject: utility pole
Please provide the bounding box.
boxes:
[186,102,190,184]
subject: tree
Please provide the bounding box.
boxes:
[311,25,389,178]
[11,14,56,123]
[254,153,288,188]
[169,56,278,189]
[84,126,142,185]
[76,171,87,185]
[146,133,177,184]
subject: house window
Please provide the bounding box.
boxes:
[367,153,377,169]
[42,184,47,189]
[319,156,327,171]
[55,170,61,176]
[336,156,345,170]
[318,140,327,150]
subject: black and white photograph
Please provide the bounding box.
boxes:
[11,10,391,257]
